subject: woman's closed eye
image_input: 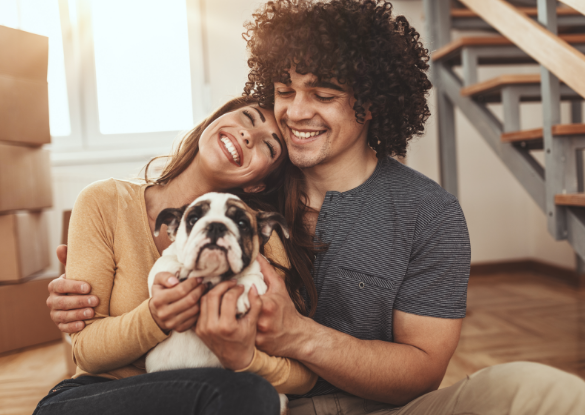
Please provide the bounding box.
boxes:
[265,140,275,158]
[243,109,255,126]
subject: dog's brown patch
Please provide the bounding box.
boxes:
[185,200,211,235]
[225,198,259,263]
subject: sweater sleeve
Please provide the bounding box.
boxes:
[235,234,317,394]
[235,349,318,394]
[68,180,168,374]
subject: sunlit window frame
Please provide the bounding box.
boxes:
[51,0,209,165]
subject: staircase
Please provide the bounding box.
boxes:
[422,0,585,270]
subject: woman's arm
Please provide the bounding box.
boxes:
[236,348,318,394]
[67,181,170,373]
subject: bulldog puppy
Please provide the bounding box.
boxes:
[145,192,289,413]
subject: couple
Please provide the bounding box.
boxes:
[41,1,585,414]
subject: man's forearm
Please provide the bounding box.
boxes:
[289,318,445,405]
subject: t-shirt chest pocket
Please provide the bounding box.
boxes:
[316,268,397,341]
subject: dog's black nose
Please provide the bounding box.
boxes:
[207,222,227,241]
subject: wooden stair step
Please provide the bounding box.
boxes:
[452,7,581,19]
[461,74,541,98]
[432,34,585,62]
[501,124,585,143]
[555,194,585,207]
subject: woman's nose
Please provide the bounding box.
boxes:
[240,129,253,148]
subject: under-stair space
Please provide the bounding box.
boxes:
[423,0,585,273]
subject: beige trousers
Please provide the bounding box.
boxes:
[288,362,585,415]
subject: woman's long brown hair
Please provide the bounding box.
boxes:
[143,96,319,316]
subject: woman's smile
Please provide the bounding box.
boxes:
[218,131,244,167]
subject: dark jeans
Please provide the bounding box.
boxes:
[33,368,280,415]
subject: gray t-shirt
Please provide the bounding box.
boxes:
[293,156,471,399]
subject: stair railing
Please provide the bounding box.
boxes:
[423,0,585,262]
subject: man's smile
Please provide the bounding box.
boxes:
[287,126,327,144]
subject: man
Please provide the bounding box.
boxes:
[48,1,585,413]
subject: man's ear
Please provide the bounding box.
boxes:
[154,205,187,241]
[257,211,290,245]
[364,102,373,122]
[243,183,266,193]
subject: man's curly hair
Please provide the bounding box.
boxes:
[243,0,432,158]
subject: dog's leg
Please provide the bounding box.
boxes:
[278,394,289,415]
[235,262,267,315]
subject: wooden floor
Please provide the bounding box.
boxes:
[0,271,583,414]
[440,272,585,388]
[0,340,68,415]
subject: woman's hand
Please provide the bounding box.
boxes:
[149,272,206,333]
[196,280,262,371]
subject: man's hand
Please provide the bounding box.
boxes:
[149,272,206,333]
[255,255,308,359]
[47,245,99,333]
[196,280,262,371]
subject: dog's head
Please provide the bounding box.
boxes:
[154,192,288,281]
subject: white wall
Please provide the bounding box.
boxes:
[205,0,267,108]
[45,0,577,276]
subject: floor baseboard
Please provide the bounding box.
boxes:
[470,259,585,289]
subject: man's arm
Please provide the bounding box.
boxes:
[255,256,462,406]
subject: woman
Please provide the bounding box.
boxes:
[34,96,319,415]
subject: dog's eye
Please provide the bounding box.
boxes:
[237,220,249,230]
[189,217,198,226]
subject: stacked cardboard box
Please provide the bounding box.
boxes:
[0,25,60,353]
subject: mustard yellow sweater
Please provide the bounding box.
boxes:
[67,179,317,394]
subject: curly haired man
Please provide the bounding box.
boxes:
[237,1,585,413]
[47,1,585,414]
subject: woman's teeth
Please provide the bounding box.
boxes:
[220,136,240,164]
[291,129,324,139]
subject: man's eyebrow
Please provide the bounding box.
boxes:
[252,107,266,122]
[305,79,346,93]
[271,133,283,152]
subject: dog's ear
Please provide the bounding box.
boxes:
[154,205,187,241]
[256,211,289,246]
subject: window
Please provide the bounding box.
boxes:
[0,0,208,162]
[91,0,194,135]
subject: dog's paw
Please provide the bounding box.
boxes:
[236,289,251,315]
[178,267,192,282]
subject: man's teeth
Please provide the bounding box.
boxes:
[220,136,240,163]
[291,129,323,139]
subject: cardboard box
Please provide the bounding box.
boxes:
[0,211,50,282]
[0,25,50,146]
[0,142,53,213]
[0,277,62,354]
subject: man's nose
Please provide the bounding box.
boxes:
[207,222,227,242]
[287,92,315,122]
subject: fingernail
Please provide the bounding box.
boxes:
[196,277,203,284]
[77,322,83,330]
[169,276,179,286]
[81,283,89,293]
[84,309,90,317]
[87,298,94,306]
